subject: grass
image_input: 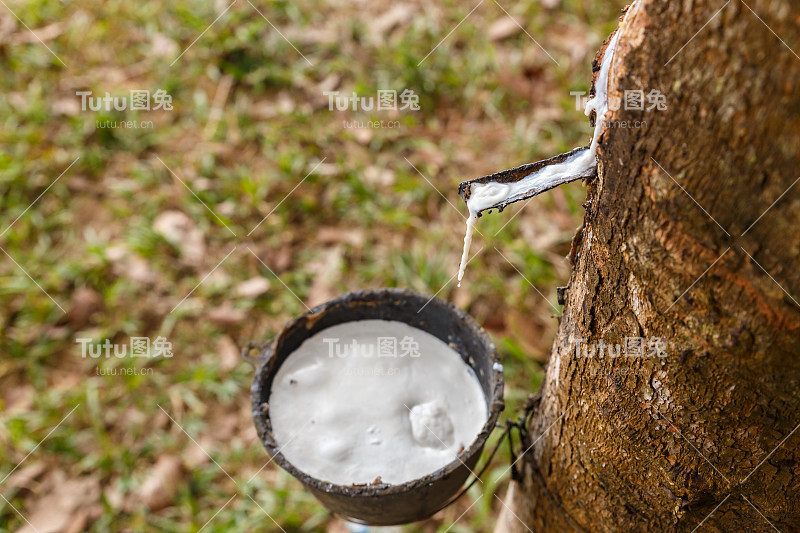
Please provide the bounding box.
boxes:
[0,0,624,531]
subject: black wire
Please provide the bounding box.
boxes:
[436,425,509,509]
[340,398,541,526]
[441,410,532,509]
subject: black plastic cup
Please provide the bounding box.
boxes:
[244,288,504,525]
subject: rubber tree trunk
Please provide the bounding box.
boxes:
[497,1,800,531]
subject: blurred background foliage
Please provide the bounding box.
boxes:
[0,0,623,531]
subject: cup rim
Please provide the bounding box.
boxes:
[249,288,505,498]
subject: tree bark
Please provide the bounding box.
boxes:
[499,1,800,531]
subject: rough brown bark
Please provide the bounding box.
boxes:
[499,1,800,532]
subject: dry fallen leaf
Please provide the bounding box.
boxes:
[150,33,178,58]
[153,210,206,268]
[306,246,343,308]
[66,286,103,329]
[317,227,365,247]
[14,22,62,44]
[4,463,47,491]
[548,22,591,63]
[370,4,414,41]
[183,437,214,469]
[352,127,372,145]
[489,17,522,41]
[50,98,80,116]
[271,245,293,273]
[207,302,247,327]
[316,73,341,94]
[15,473,99,533]
[363,166,396,187]
[519,212,563,251]
[105,244,158,285]
[103,485,125,511]
[216,335,241,372]
[138,455,183,512]
[0,14,15,40]
[240,411,259,446]
[235,277,271,298]
[2,384,34,413]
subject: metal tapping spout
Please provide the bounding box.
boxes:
[457,146,596,216]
